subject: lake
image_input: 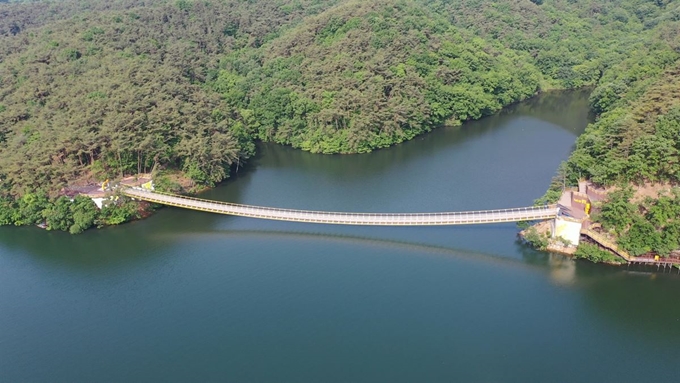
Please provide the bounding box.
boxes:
[1,89,679,382]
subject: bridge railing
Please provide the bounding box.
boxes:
[122,186,557,218]
[122,187,558,225]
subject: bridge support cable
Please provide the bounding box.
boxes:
[121,187,558,226]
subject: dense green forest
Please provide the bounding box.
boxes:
[1,0,679,235]
[524,1,680,258]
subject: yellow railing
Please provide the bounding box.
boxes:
[580,228,631,261]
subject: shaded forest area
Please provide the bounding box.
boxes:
[1,0,680,236]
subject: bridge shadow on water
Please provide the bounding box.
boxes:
[0,216,562,280]
[163,228,540,266]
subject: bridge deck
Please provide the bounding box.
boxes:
[122,188,558,226]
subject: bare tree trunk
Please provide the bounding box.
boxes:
[151,156,159,176]
[117,151,123,178]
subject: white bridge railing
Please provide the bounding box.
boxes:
[122,187,558,226]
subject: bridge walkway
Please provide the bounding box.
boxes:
[121,187,558,226]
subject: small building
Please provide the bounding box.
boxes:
[552,217,582,246]
[62,174,154,209]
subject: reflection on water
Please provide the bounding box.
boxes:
[547,253,577,285]
[247,89,592,182]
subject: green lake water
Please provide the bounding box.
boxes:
[2,90,679,382]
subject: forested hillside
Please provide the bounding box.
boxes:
[1,0,680,235]
[211,0,542,153]
[543,2,680,258]
[0,0,341,195]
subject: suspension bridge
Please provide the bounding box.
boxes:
[121,187,558,226]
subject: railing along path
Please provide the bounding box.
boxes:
[122,187,558,226]
[580,228,632,261]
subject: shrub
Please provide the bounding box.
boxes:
[574,243,626,264]
[524,227,549,250]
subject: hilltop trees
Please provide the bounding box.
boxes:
[2,0,679,197]
[0,0,341,196]
[1,0,680,235]
[211,0,542,153]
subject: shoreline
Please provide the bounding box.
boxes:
[520,183,680,267]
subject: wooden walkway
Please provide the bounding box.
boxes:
[121,187,559,226]
[581,228,680,265]
[580,228,632,261]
